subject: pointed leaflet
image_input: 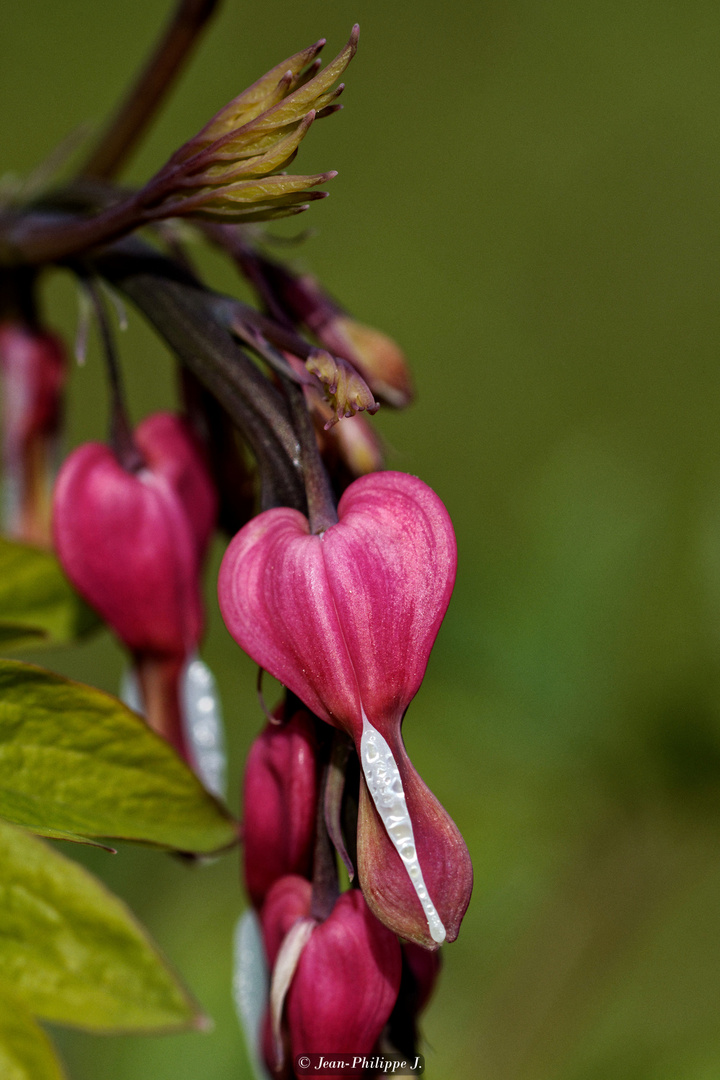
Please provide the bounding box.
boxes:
[0,538,98,650]
[0,987,66,1080]
[186,39,326,149]
[192,113,316,186]
[0,819,204,1031]
[0,660,237,853]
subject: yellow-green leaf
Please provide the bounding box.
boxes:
[0,820,205,1032]
[0,659,237,854]
[0,987,66,1080]
[0,539,99,650]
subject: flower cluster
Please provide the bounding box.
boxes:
[0,19,472,1079]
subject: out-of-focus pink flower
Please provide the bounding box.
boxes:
[244,710,318,907]
[219,471,472,949]
[53,411,216,756]
[0,321,66,547]
[54,411,215,657]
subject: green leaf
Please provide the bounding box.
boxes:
[0,538,100,649]
[0,987,66,1080]
[0,659,237,854]
[0,819,205,1032]
[0,623,46,650]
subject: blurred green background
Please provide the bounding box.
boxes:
[3,0,720,1077]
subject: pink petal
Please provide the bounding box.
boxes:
[135,412,216,562]
[286,890,401,1060]
[218,506,361,728]
[260,874,313,969]
[218,471,456,741]
[323,471,456,737]
[244,711,318,907]
[356,729,473,949]
[53,442,202,657]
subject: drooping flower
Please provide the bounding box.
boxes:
[286,890,401,1069]
[0,321,66,546]
[219,470,473,948]
[243,709,318,907]
[53,411,217,757]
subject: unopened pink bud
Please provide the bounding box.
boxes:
[286,889,401,1065]
[0,321,66,546]
[244,711,319,907]
[53,411,216,659]
[219,471,472,949]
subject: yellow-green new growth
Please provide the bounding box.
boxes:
[145,26,359,223]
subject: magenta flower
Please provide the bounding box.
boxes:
[53,411,216,756]
[243,710,318,907]
[285,889,401,1069]
[219,471,472,949]
[0,321,66,547]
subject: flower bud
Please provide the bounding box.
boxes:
[305,349,378,427]
[53,412,215,659]
[219,471,472,949]
[257,264,413,408]
[285,890,401,1066]
[244,711,319,907]
[317,315,413,410]
[0,321,66,546]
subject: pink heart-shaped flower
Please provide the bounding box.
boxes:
[54,412,216,659]
[219,471,472,948]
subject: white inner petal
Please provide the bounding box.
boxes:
[181,655,227,799]
[359,710,446,944]
[120,654,227,799]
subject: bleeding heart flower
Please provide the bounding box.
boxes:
[219,470,472,949]
[54,411,215,656]
[0,321,66,546]
[244,710,318,907]
[53,411,217,757]
[285,889,401,1068]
